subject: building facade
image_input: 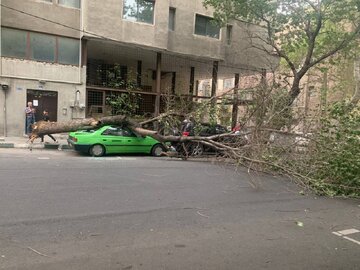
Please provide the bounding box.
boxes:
[0,0,275,136]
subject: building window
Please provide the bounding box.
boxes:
[194,14,220,39]
[30,32,56,62]
[1,28,27,58]
[226,25,232,45]
[169,7,175,31]
[58,37,80,65]
[42,0,53,3]
[1,27,80,66]
[123,0,155,24]
[58,0,81,9]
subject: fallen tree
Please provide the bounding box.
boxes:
[29,114,241,156]
[30,115,131,141]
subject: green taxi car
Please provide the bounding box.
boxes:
[68,125,165,157]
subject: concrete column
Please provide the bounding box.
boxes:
[81,39,88,67]
[137,60,142,87]
[2,89,7,137]
[154,52,162,116]
[231,73,240,129]
[171,72,176,95]
[195,80,199,97]
[189,66,195,96]
[0,1,4,137]
[211,61,218,98]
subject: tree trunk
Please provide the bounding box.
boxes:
[288,79,301,106]
[30,115,131,142]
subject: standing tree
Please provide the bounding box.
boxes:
[203,0,360,105]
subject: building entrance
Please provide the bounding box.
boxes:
[27,90,58,122]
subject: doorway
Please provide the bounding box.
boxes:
[27,90,58,122]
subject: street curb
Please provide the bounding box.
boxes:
[0,143,15,148]
[44,144,71,150]
[0,143,71,150]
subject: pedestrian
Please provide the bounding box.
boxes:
[25,102,35,136]
[232,122,241,134]
[40,110,58,143]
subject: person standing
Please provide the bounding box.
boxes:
[40,110,58,143]
[232,122,241,134]
[25,102,35,136]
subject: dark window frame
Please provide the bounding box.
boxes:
[168,7,176,31]
[226,25,233,45]
[122,0,156,25]
[58,0,81,9]
[194,14,221,39]
[41,0,81,9]
[29,31,57,63]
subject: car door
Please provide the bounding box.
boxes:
[121,127,153,153]
[100,126,128,154]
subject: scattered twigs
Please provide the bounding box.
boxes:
[196,211,210,218]
[27,246,51,258]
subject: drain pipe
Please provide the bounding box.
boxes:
[0,1,4,137]
[1,84,9,137]
[3,88,6,137]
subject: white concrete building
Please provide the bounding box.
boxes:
[0,0,275,136]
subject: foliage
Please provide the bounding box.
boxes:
[106,92,140,116]
[218,98,232,127]
[309,102,360,196]
[266,89,294,129]
[203,0,360,104]
[106,64,127,88]
[105,66,141,116]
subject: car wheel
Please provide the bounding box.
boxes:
[151,144,165,157]
[190,142,204,156]
[89,144,105,157]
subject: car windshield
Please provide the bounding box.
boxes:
[102,126,136,137]
[82,129,96,133]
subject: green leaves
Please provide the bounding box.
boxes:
[312,102,360,197]
[205,0,360,103]
[106,92,140,117]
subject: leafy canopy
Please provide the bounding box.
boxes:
[204,0,360,75]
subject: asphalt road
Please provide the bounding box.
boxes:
[0,149,359,270]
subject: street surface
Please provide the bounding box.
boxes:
[0,149,359,270]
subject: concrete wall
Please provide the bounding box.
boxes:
[0,0,84,136]
[1,58,82,83]
[1,0,80,38]
[167,0,224,60]
[84,0,225,60]
[0,72,86,136]
[225,21,277,70]
[83,0,276,71]
[0,58,86,136]
[84,0,169,49]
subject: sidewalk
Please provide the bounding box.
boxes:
[0,134,71,150]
